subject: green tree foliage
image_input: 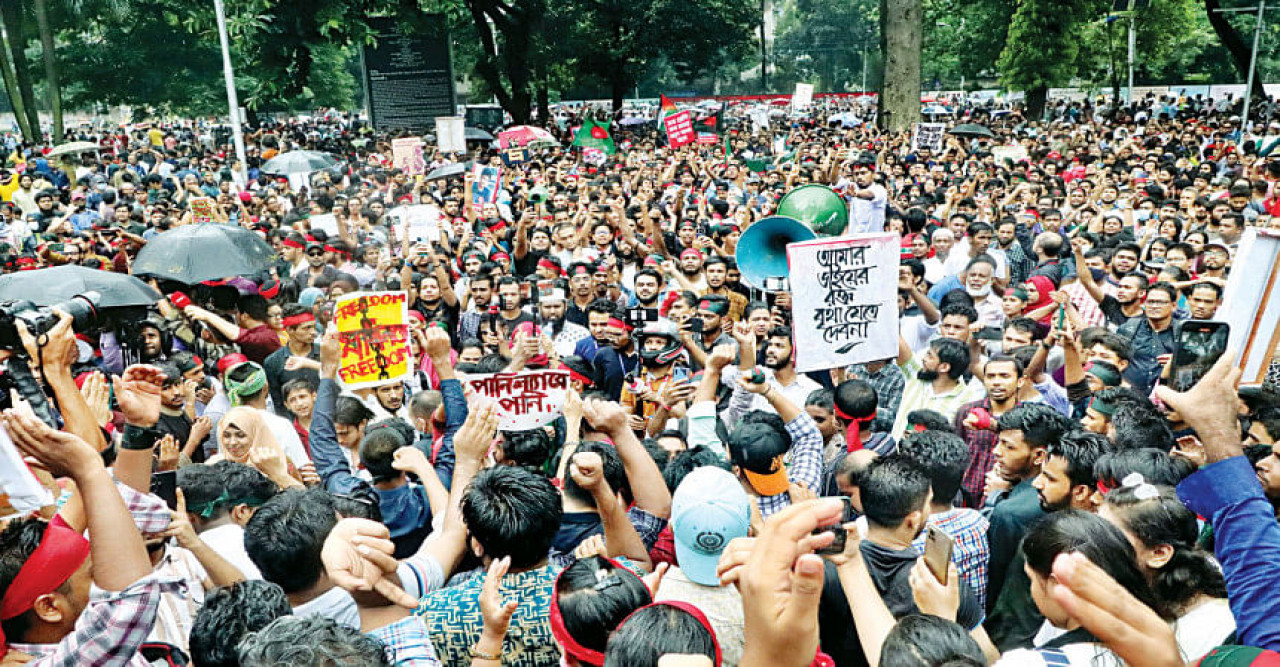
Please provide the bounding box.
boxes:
[997,0,1090,117]
[555,0,757,111]
[772,0,880,92]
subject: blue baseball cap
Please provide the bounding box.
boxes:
[671,467,751,586]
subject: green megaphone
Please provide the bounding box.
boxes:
[777,184,848,236]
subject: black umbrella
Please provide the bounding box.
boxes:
[949,123,996,139]
[132,224,276,285]
[260,150,338,175]
[425,161,473,182]
[465,128,495,141]
[0,265,161,308]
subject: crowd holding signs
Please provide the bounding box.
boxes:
[1,87,1280,667]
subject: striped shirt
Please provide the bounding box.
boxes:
[913,508,991,608]
[890,355,987,440]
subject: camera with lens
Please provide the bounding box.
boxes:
[0,292,100,352]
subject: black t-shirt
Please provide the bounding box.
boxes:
[513,249,546,278]
[818,542,985,667]
[155,411,204,463]
[1098,294,1138,327]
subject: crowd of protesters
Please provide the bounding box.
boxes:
[0,91,1276,667]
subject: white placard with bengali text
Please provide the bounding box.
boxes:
[787,233,899,372]
[465,370,570,431]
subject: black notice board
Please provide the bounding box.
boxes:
[363,16,456,131]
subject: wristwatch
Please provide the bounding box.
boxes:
[120,423,162,451]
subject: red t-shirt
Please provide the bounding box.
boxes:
[236,324,283,364]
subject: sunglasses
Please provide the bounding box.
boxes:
[307,250,325,257]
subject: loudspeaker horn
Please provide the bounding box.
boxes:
[736,215,817,290]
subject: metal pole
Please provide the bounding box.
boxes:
[1244,0,1266,129]
[1127,14,1135,104]
[862,45,868,91]
[214,0,248,188]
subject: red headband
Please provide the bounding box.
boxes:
[537,258,558,271]
[492,252,510,262]
[0,517,90,648]
[834,404,875,452]
[1096,478,1113,496]
[606,317,632,332]
[282,238,304,249]
[282,313,315,328]
[259,281,281,300]
[549,559,648,666]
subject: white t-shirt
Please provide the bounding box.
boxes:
[259,409,311,468]
[1174,598,1235,663]
[848,184,887,234]
[942,243,1009,281]
[293,553,446,630]
[199,523,261,580]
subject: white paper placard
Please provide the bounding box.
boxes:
[787,233,900,372]
[465,370,571,431]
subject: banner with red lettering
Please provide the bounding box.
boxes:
[332,291,413,389]
[464,369,570,431]
[664,110,695,148]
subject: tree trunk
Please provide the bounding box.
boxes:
[1025,85,1048,121]
[1204,0,1266,103]
[611,60,626,114]
[32,0,59,142]
[879,0,921,132]
[759,0,768,92]
[0,9,33,142]
[0,3,40,141]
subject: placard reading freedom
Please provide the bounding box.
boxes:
[788,233,899,372]
[333,291,413,389]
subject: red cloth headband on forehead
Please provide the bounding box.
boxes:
[282,313,315,328]
[549,558,648,667]
[606,317,632,331]
[282,238,304,249]
[0,517,90,648]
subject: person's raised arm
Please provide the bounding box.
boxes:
[570,450,654,570]
[432,259,458,307]
[4,409,151,591]
[830,528,896,667]
[897,334,913,367]
[900,269,939,325]
[157,488,246,588]
[415,405,500,579]
[721,498,845,667]
[583,398,672,519]
[1072,242,1107,305]
[311,329,369,495]
[182,304,241,341]
[16,312,107,452]
[110,364,166,494]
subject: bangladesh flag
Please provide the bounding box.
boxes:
[572,117,617,155]
[660,94,678,116]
